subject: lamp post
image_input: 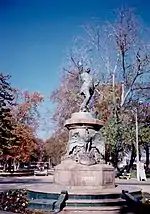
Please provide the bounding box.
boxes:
[135,108,140,181]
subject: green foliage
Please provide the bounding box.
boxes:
[102,116,124,166]
[102,117,121,146]
[139,125,150,144]
[0,73,17,156]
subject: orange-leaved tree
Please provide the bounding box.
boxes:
[9,90,44,165]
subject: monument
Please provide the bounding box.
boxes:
[54,62,115,189]
[52,63,123,214]
[28,63,142,214]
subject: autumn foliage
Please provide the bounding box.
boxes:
[45,130,68,165]
[0,72,44,164]
[11,91,43,162]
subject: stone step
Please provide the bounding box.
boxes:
[27,191,59,200]
[66,198,124,203]
[63,205,121,213]
[64,205,121,210]
[28,199,56,210]
[66,198,125,207]
[28,197,125,211]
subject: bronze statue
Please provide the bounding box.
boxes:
[62,61,104,166]
[78,63,99,112]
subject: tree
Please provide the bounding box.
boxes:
[138,103,150,171]
[10,91,44,163]
[13,91,44,131]
[50,8,150,168]
[0,72,44,169]
[110,9,150,169]
[33,138,46,162]
[84,8,150,168]
[0,73,16,156]
[10,124,37,164]
[45,131,67,165]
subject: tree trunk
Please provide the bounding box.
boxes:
[13,159,17,171]
[4,161,6,171]
[139,146,142,161]
[145,143,149,172]
[127,143,136,173]
[8,158,12,172]
[13,159,20,171]
[112,148,120,170]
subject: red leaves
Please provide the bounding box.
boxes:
[4,89,44,162]
[10,121,37,162]
[12,90,44,131]
[45,131,67,165]
[10,91,44,161]
[22,91,44,104]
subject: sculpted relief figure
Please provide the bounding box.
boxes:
[68,128,105,165]
[78,62,99,112]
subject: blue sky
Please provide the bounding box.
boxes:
[0,0,150,139]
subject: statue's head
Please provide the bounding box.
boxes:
[85,67,91,73]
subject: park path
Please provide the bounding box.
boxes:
[116,178,150,193]
[0,175,53,191]
[0,176,150,193]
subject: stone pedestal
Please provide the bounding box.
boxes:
[52,111,141,214]
[54,159,115,188]
[64,112,105,165]
[53,111,119,213]
[53,159,141,214]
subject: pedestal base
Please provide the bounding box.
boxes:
[28,183,142,214]
[54,159,115,188]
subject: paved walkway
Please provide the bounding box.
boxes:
[116,178,150,193]
[0,176,150,193]
[0,175,53,191]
